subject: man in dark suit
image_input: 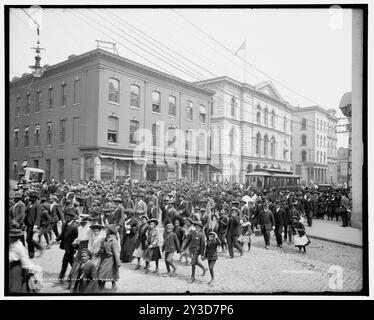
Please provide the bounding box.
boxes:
[55,208,79,284]
[24,191,43,258]
[305,192,316,227]
[178,194,190,217]
[273,201,285,249]
[10,192,26,245]
[227,207,243,258]
[258,202,275,249]
[48,195,64,241]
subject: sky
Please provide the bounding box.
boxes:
[9,7,352,147]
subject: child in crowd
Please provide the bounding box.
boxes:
[144,219,161,273]
[202,231,221,286]
[239,215,252,252]
[162,224,180,276]
[292,216,311,254]
[71,248,98,293]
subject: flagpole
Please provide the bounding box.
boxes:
[244,38,246,83]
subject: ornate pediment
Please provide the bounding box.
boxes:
[255,81,283,101]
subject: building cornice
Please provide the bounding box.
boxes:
[10,49,215,97]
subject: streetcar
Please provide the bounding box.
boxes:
[245,168,300,190]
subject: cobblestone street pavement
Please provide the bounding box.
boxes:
[36,229,363,294]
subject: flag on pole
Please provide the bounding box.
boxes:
[235,40,246,57]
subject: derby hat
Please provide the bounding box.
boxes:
[13,192,22,199]
[114,196,122,202]
[90,223,105,230]
[148,218,159,226]
[140,215,149,221]
[28,190,39,199]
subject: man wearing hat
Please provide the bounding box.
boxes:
[10,192,26,233]
[181,220,207,283]
[48,195,64,242]
[24,190,43,259]
[258,202,275,250]
[227,207,243,258]
[122,190,134,209]
[135,193,147,220]
[147,201,158,220]
[55,207,79,284]
[164,200,178,226]
[112,196,126,239]
[178,194,190,217]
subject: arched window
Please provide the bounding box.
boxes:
[270,136,276,157]
[301,118,307,130]
[302,150,307,162]
[320,136,323,147]
[271,110,275,127]
[152,91,161,113]
[229,127,236,154]
[263,134,269,156]
[256,132,261,155]
[255,164,261,170]
[323,152,326,163]
[256,105,261,124]
[231,97,236,117]
[247,163,253,173]
[130,84,140,108]
[109,78,120,103]
[264,108,269,126]
[316,134,319,146]
[108,116,118,143]
[301,134,307,145]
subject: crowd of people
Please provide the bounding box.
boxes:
[8,176,352,293]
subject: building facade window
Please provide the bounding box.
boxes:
[316,134,319,146]
[301,134,307,145]
[210,103,214,116]
[108,116,118,143]
[199,104,207,124]
[169,95,176,116]
[34,124,40,146]
[302,118,307,130]
[130,84,140,108]
[129,120,139,144]
[264,108,269,126]
[185,129,192,152]
[24,126,29,146]
[58,159,64,182]
[271,136,276,157]
[45,159,51,181]
[231,97,236,117]
[152,91,161,113]
[256,132,261,155]
[14,128,19,148]
[73,78,80,104]
[167,127,176,147]
[72,117,79,143]
[302,150,307,162]
[186,101,193,120]
[15,95,20,117]
[283,117,287,132]
[109,78,120,103]
[152,123,160,147]
[198,132,205,154]
[46,122,52,145]
[229,128,236,154]
[25,92,31,114]
[264,135,269,156]
[36,89,41,112]
[324,136,326,147]
[61,83,67,106]
[59,119,66,144]
[271,111,275,127]
[316,151,319,163]
[48,86,53,109]
[33,160,39,168]
[256,105,261,124]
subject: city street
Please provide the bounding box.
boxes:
[36,230,363,294]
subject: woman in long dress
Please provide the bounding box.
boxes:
[132,216,148,269]
[97,226,121,291]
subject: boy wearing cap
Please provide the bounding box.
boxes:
[162,224,180,276]
[202,231,221,285]
[181,221,207,283]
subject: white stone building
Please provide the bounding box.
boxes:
[196,76,293,183]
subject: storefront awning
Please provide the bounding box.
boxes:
[100,155,145,162]
[208,164,222,173]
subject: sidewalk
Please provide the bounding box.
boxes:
[305,219,362,247]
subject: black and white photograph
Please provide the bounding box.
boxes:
[3,2,368,297]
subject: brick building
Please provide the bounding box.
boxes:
[9,49,215,182]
